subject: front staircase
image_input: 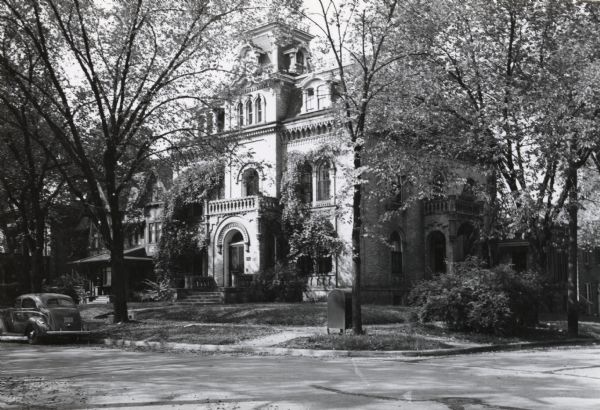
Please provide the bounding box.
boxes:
[176,290,224,305]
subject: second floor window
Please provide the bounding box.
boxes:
[242,168,259,196]
[316,163,331,201]
[299,163,313,204]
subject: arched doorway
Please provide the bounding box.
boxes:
[428,231,446,274]
[225,231,245,287]
[456,222,477,262]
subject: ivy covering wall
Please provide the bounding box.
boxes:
[280,144,346,271]
[154,160,224,278]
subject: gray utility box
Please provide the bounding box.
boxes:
[327,289,352,334]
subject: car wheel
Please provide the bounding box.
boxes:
[26,326,41,345]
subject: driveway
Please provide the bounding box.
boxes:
[1,343,600,409]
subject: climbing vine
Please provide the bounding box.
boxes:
[280,144,346,267]
[154,160,224,277]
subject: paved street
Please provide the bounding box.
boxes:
[1,343,600,409]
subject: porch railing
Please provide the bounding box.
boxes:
[424,197,482,216]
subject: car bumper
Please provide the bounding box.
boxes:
[45,330,91,336]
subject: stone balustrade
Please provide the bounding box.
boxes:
[206,196,279,216]
[307,274,336,288]
[424,197,482,216]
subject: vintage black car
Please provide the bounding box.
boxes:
[0,293,89,344]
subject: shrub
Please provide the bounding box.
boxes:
[251,263,305,302]
[139,278,175,302]
[409,258,542,335]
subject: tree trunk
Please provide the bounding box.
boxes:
[351,144,363,335]
[566,164,578,337]
[111,230,128,323]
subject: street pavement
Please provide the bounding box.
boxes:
[1,343,600,409]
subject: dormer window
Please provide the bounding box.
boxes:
[305,88,315,111]
[237,102,244,127]
[246,99,253,125]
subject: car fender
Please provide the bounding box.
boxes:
[27,316,49,335]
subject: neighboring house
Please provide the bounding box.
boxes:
[68,168,171,298]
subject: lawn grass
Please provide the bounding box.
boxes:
[79,302,598,350]
[281,332,451,351]
[130,303,413,326]
[91,320,276,345]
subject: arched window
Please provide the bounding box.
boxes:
[316,162,331,201]
[390,231,403,276]
[299,162,313,204]
[431,171,446,198]
[255,96,263,123]
[242,168,259,196]
[237,102,244,127]
[246,99,253,125]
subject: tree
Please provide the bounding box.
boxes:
[0,79,67,293]
[0,0,247,321]
[395,0,600,336]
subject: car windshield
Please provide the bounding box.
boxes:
[45,297,75,307]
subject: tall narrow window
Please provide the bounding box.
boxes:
[390,231,403,276]
[242,168,259,196]
[317,85,328,109]
[237,102,244,127]
[299,163,313,204]
[255,96,263,123]
[246,99,253,124]
[296,51,305,73]
[317,162,331,201]
[148,222,162,244]
[305,88,315,111]
[215,109,225,132]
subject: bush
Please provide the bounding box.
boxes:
[409,258,542,335]
[42,274,88,304]
[251,263,305,302]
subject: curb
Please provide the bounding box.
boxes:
[100,337,598,358]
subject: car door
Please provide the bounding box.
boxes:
[11,297,37,334]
